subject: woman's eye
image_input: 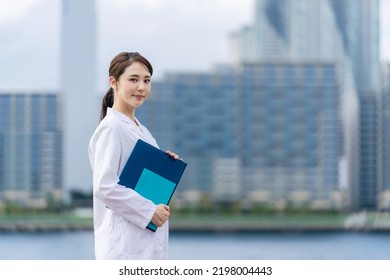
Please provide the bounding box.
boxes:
[145,79,151,84]
[129,78,138,82]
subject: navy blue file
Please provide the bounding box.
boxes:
[118,139,187,231]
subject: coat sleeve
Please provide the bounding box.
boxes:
[90,124,157,229]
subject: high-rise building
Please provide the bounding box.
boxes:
[380,64,390,210]
[61,0,97,191]
[0,92,62,206]
[139,62,345,210]
[140,72,239,199]
[238,62,344,209]
[229,0,381,210]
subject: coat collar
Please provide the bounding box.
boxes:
[107,107,145,137]
[107,107,132,123]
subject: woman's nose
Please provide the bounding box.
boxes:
[137,82,144,91]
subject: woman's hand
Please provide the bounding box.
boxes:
[166,150,181,160]
[151,204,170,227]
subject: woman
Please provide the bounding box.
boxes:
[88,52,179,259]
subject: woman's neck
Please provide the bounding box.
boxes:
[112,103,136,121]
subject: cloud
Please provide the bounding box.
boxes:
[381,0,390,61]
[96,0,253,90]
[0,0,46,24]
[0,0,253,90]
[0,0,59,90]
[1,0,388,90]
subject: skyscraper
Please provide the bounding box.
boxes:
[230,0,381,210]
[61,0,97,191]
[0,92,62,206]
[380,64,390,210]
[138,62,345,210]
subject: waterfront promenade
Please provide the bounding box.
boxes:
[0,212,389,232]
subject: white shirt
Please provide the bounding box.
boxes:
[88,107,169,260]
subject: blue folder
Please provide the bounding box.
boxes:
[118,139,187,231]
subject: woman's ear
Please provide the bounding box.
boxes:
[109,76,117,91]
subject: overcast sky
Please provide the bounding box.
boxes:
[0,0,389,92]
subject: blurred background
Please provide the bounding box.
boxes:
[1,0,390,259]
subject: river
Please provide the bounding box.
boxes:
[0,231,389,260]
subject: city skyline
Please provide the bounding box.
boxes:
[140,0,381,211]
[0,0,390,92]
[0,0,379,209]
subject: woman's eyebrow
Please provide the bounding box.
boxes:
[127,74,151,78]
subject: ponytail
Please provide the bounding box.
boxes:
[100,88,114,121]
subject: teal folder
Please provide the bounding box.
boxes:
[134,169,177,231]
[119,139,187,231]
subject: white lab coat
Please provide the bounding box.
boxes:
[88,107,169,260]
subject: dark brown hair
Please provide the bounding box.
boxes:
[99,52,153,121]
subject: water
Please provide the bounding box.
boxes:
[0,231,389,260]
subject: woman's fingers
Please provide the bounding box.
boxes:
[151,204,170,227]
[166,150,180,160]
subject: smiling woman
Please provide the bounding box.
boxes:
[88,52,180,260]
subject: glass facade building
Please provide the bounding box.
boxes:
[0,92,63,206]
[238,63,343,209]
[138,62,345,209]
[229,0,381,210]
[381,64,390,210]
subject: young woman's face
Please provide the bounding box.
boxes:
[111,61,151,110]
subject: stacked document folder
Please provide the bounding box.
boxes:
[119,139,187,231]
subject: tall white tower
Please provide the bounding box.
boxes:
[61,0,97,192]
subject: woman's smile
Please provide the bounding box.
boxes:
[132,94,145,101]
